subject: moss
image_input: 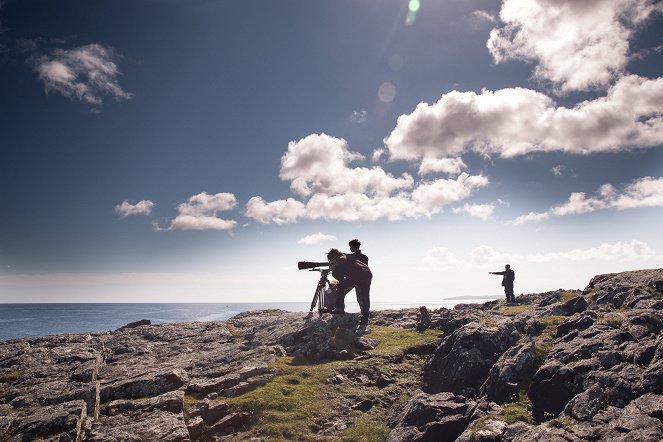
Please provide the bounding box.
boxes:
[0,370,21,383]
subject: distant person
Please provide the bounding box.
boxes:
[348,239,368,265]
[490,264,516,304]
[327,248,373,326]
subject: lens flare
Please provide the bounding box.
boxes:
[406,0,421,25]
[378,82,397,103]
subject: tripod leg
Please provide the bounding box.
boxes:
[310,281,324,312]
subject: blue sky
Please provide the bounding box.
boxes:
[1,0,662,304]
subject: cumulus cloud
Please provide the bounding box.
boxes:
[297,233,337,245]
[162,192,237,231]
[384,75,663,160]
[488,0,663,93]
[114,200,155,218]
[30,43,132,106]
[245,134,489,224]
[512,176,663,224]
[423,247,462,267]
[245,197,306,225]
[419,157,466,176]
[453,203,495,220]
[280,134,413,197]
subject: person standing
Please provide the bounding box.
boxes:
[327,248,372,326]
[490,264,516,304]
[348,238,368,265]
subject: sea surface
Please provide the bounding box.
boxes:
[0,297,497,341]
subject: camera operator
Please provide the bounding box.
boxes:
[327,248,372,326]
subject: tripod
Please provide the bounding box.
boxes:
[309,268,333,314]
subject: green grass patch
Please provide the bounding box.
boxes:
[559,291,580,303]
[339,418,391,442]
[366,326,440,357]
[225,356,332,440]
[496,305,531,316]
[500,399,533,424]
[0,370,21,383]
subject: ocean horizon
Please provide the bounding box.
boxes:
[0,297,499,341]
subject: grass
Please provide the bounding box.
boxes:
[222,325,440,441]
[471,393,533,434]
[365,326,440,357]
[0,370,21,383]
[496,305,531,316]
[559,291,581,303]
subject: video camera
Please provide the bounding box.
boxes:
[297,261,329,270]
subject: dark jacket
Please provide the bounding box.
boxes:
[350,250,369,265]
[494,269,515,287]
[332,254,372,283]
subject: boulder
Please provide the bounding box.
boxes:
[423,320,517,396]
[387,391,475,442]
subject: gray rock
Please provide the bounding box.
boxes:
[423,319,517,396]
[480,341,536,404]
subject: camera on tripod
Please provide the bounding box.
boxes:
[298,260,336,313]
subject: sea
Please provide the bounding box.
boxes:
[0,297,497,341]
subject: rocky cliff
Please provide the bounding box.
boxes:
[1,268,662,441]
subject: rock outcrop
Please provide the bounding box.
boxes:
[1,268,662,441]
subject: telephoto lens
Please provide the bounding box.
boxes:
[297,261,329,270]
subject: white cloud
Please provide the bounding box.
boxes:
[281,133,413,197]
[164,192,237,231]
[31,43,132,106]
[114,200,155,218]
[245,134,489,224]
[424,240,659,268]
[423,247,462,267]
[551,165,564,176]
[245,197,306,225]
[487,0,663,93]
[384,75,663,160]
[470,245,518,266]
[527,240,658,262]
[372,148,385,163]
[471,10,497,25]
[512,176,663,224]
[419,157,466,176]
[350,109,367,123]
[453,203,495,220]
[297,233,337,245]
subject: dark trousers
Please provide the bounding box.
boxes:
[337,277,372,319]
[504,285,515,303]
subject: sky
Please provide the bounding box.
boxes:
[1,0,662,305]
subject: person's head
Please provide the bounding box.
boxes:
[327,248,342,263]
[349,239,361,252]
[505,264,511,270]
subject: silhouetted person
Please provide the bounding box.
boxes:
[348,238,368,265]
[327,248,372,326]
[490,264,516,304]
